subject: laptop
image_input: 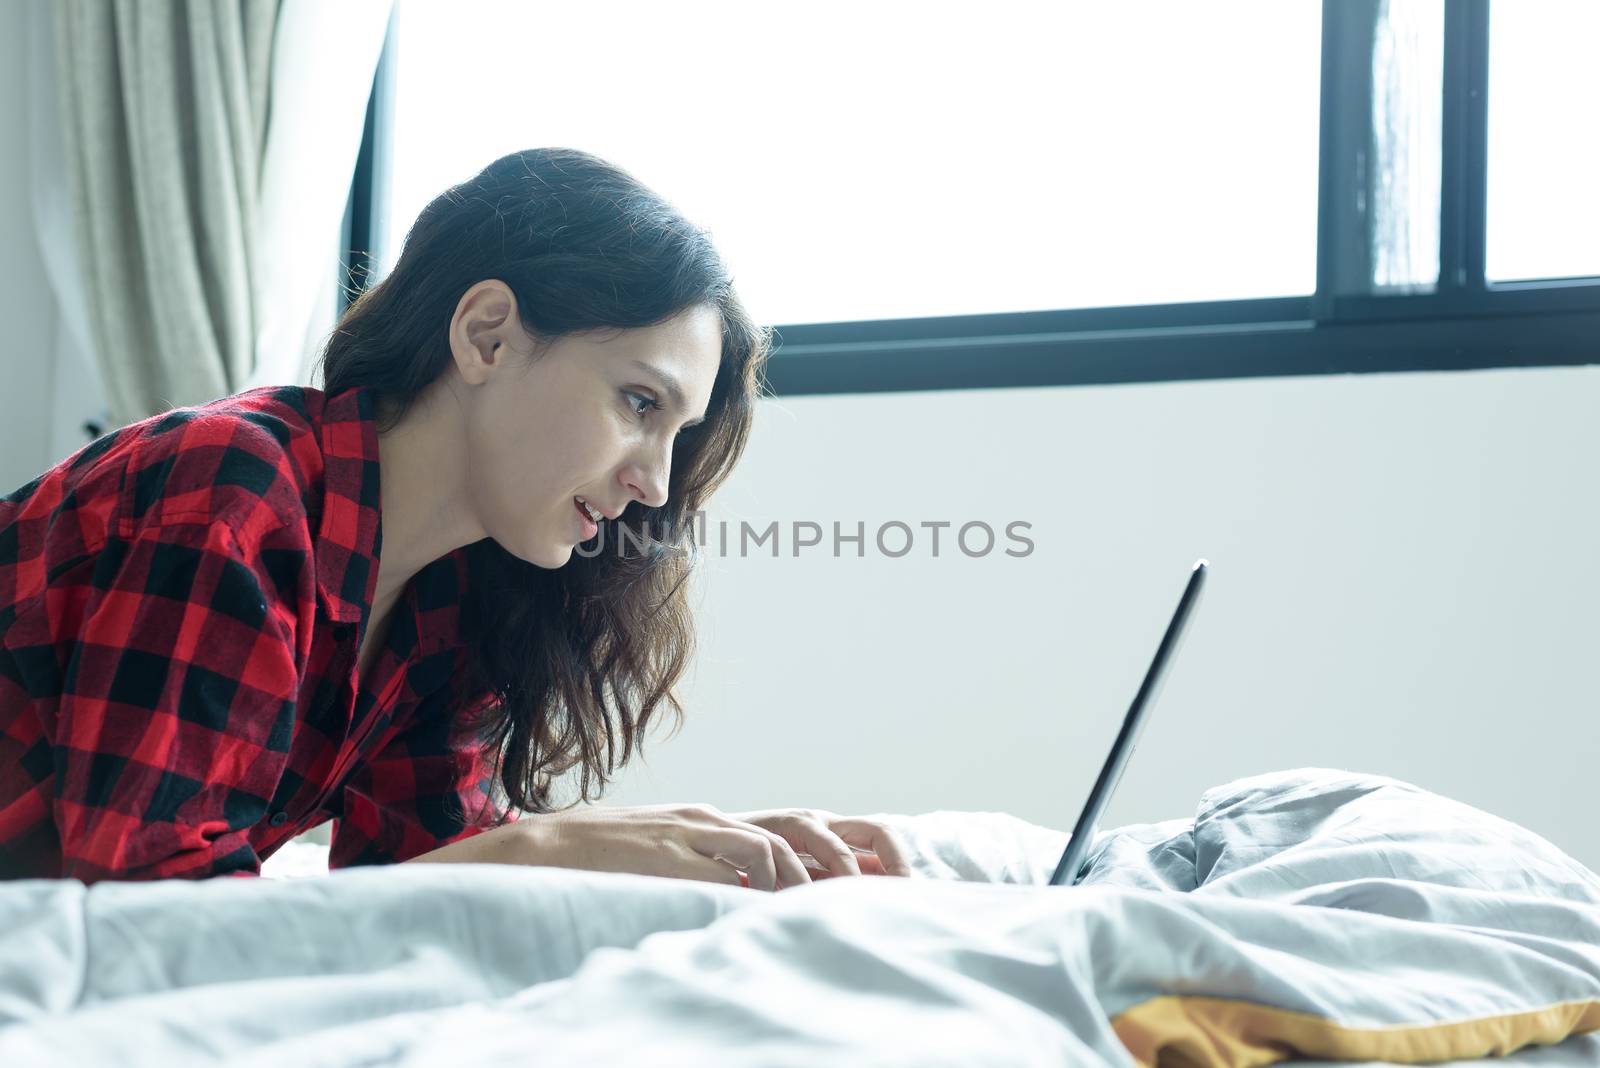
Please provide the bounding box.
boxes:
[792,558,1206,887]
[1047,558,1208,886]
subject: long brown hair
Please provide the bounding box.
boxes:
[316,148,772,814]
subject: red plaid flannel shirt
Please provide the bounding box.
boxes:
[0,385,513,882]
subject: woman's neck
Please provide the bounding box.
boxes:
[370,386,485,609]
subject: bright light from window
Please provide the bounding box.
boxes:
[1370,0,1444,291]
[382,0,1321,325]
[1486,0,1600,283]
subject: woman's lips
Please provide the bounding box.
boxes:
[574,497,598,539]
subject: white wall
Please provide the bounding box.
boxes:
[601,367,1600,872]
[3,3,1594,873]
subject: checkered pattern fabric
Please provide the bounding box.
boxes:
[0,386,512,882]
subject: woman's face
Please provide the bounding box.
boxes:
[448,281,722,569]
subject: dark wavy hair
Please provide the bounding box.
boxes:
[315,147,772,815]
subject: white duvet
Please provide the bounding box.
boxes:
[2,767,1598,1067]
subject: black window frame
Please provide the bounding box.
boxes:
[341,0,1600,396]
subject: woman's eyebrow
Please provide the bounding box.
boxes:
[628,359,705,427]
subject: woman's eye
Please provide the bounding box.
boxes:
[624,391,662,418]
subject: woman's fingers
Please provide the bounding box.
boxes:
[524,803,905,892]
[751,826,816,889]
[811,851,887,879]
[701,858,751,888]
[728,809,916,880]
[793,822,863,878]
[827,818,915,878]
[697,826,799,892]
[688,808,915,888]
[726,809,858,879]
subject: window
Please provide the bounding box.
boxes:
[1369,0,1444,292]
[1485,0,1600,283]
[344,0,1600,394]
[379,0,1321,322]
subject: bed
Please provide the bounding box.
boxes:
[2,767,1597,1066]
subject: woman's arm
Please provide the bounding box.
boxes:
[402,818,549,865]
[395,802,911,891]
[37,518,303,881]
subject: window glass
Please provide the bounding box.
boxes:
[381,0,1321,324]
[1486,0,1600,282]
[1370,0,1443,291]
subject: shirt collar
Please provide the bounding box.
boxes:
[314,386,383,627]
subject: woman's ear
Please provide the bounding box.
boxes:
[450,280,518,386]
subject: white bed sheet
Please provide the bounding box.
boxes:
[3,767,1597,1067]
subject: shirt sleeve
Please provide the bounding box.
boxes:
[43,516,304,882]
[329,683,516,867]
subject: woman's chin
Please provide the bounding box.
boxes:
[540,543,578,569]
[493,535,573,570]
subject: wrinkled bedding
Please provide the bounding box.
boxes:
[2,768,1597,1067]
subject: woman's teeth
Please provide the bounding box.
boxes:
[576,497,602,523]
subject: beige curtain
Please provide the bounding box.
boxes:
[51,0,392,429]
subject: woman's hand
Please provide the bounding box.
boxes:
[534,802,851,891]
[726,808,914,882]
[406,803,912,891]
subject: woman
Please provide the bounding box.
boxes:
[0,147,911,890]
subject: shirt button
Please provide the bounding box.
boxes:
[269,811,289,827]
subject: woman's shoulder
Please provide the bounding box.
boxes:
[1,387,343,627]
[4,386,334,553]
[106,386,329,535]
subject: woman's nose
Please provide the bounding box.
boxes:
[623,448,670,509]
